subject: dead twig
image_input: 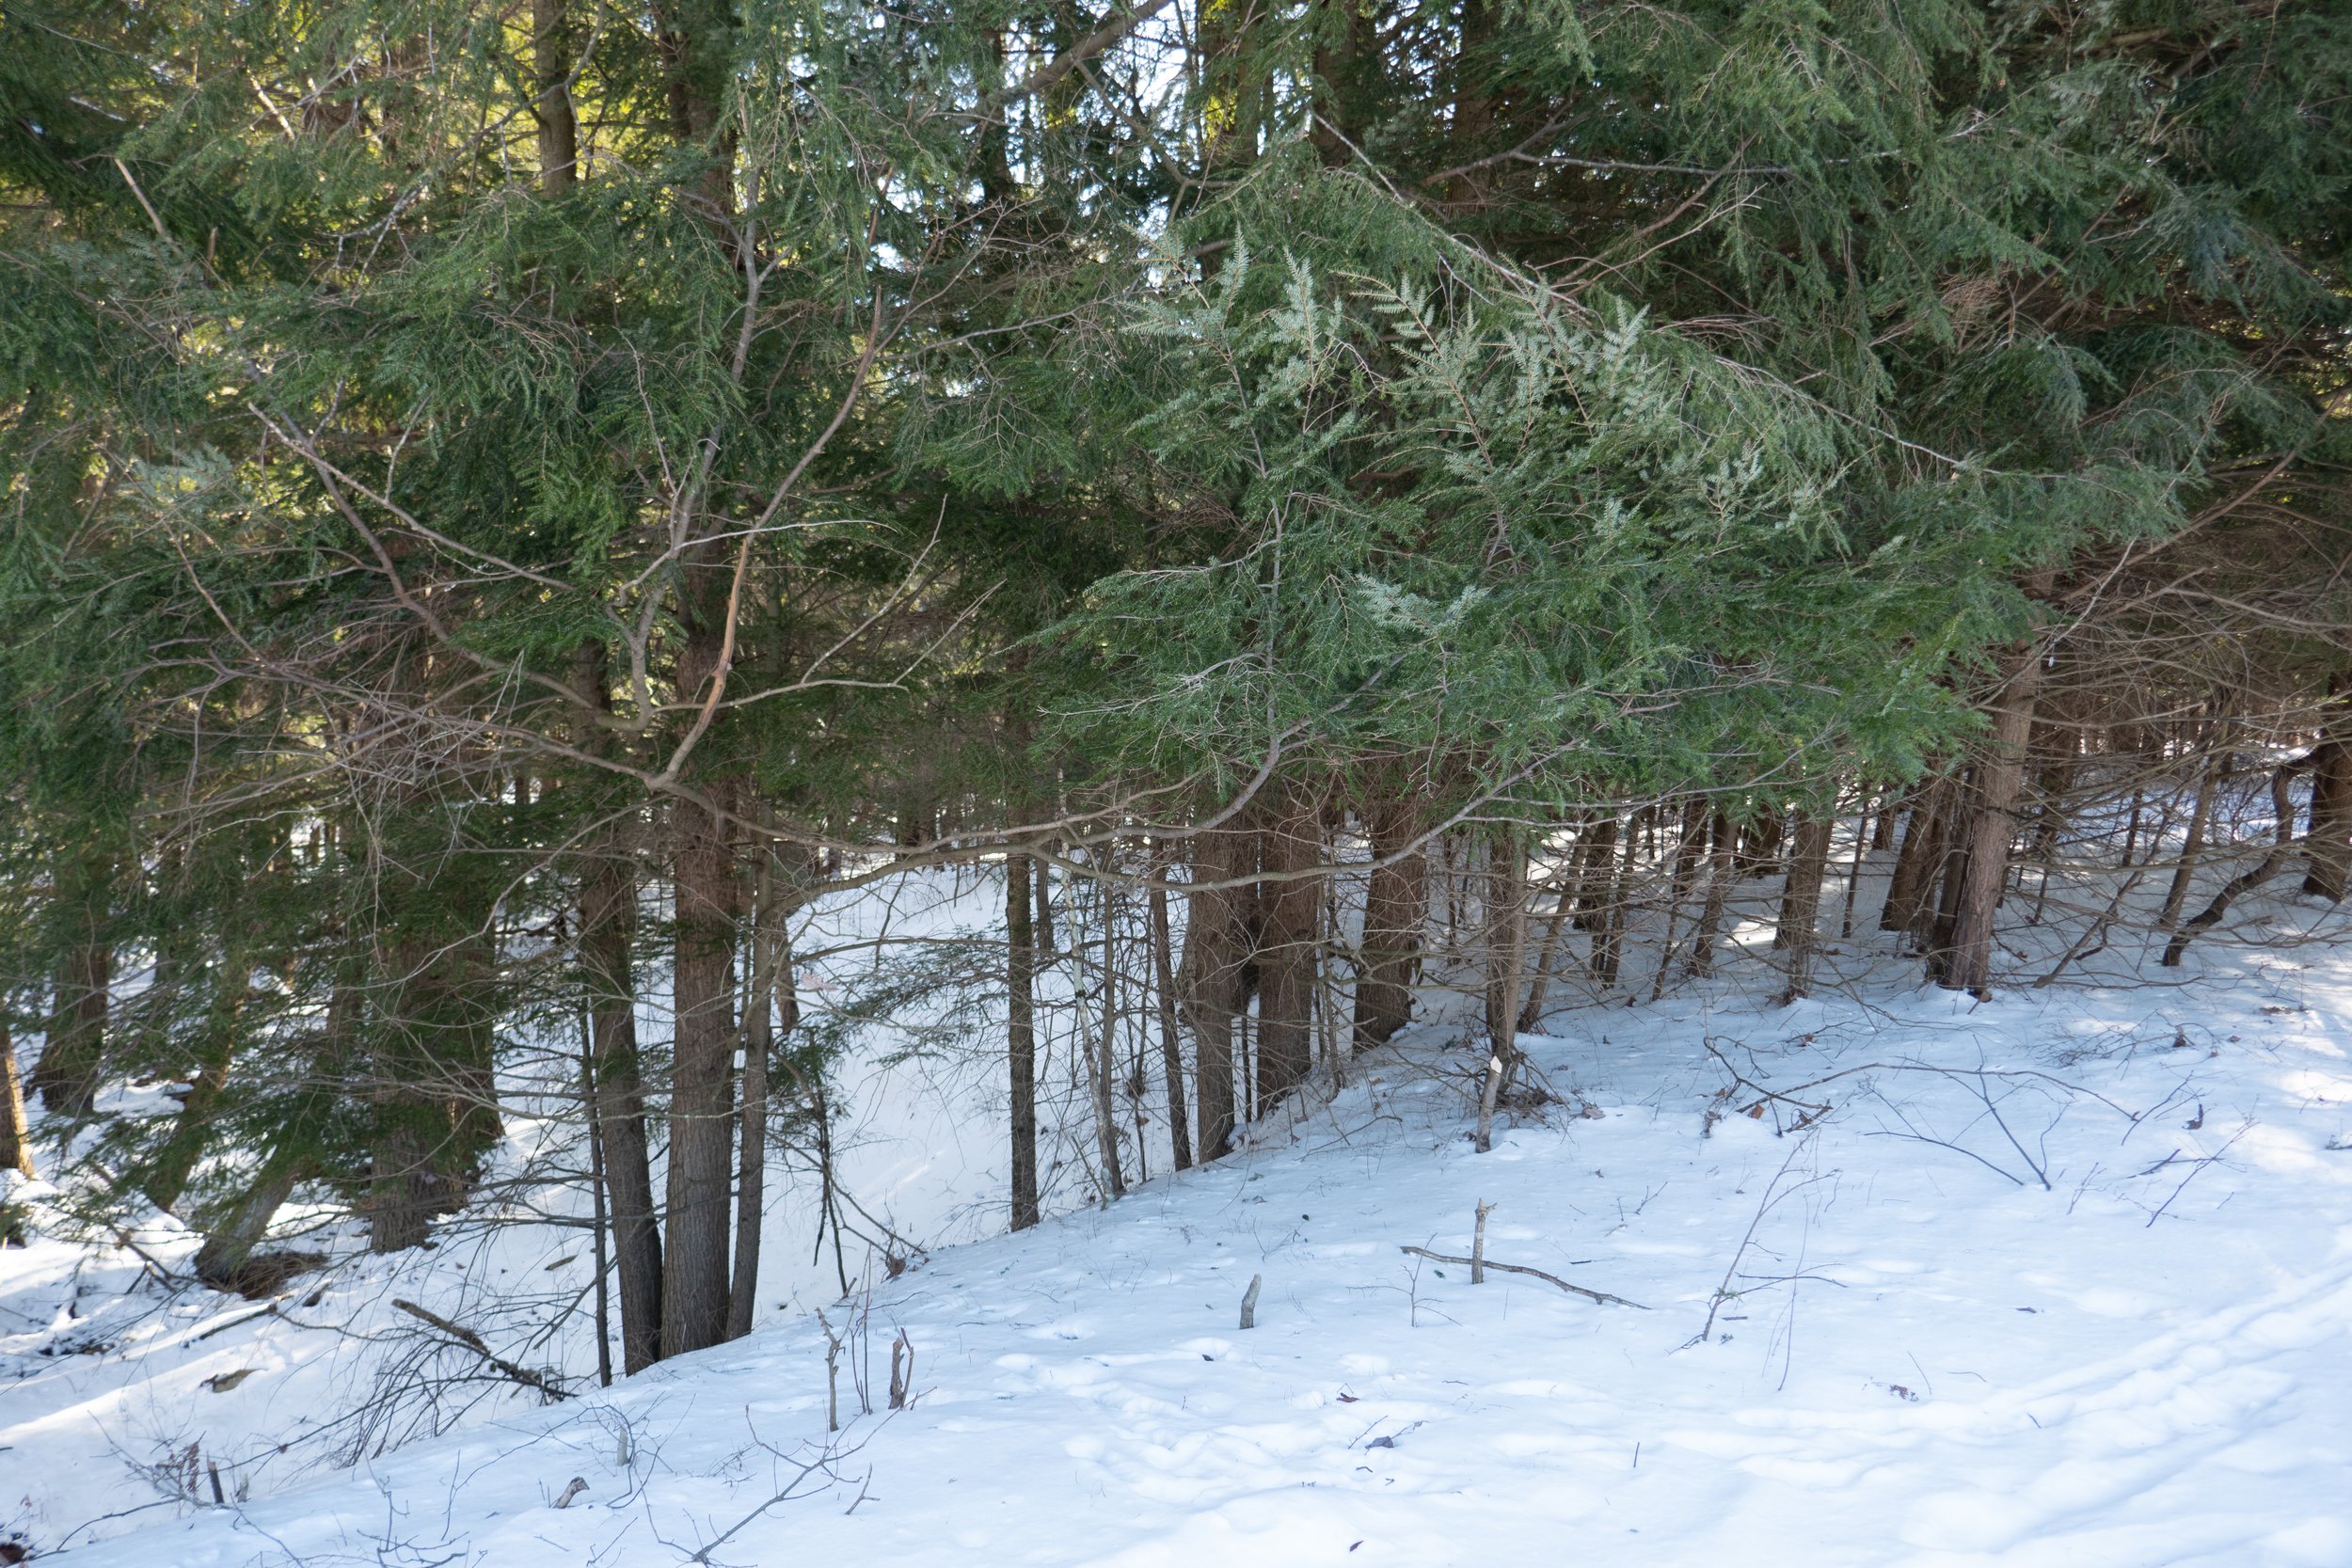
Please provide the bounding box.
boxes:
[1396,1246,1647,1309]
[390,1299,570,1402]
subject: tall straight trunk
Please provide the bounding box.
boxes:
[1686,814,1736,976]
[1254,786,1322,1108]
[1571,814,1621,933]
[1006,849,1041,1227]
[2301,674,2352,900]
[1033,851,1057,956]
[1474,828,1527,1154]
[1941,639,2046,995]
[34,861,110,1117]
[1596,811,1643,990]
[1146,843,1191,1172]
[1735,810,1785,879]
[585,1037,612,1388]
[1087,872,1125,1199]
[1352,792,1423,1048]
[1774,812,1835,1002]
[1882,780,1951,936]
[532,0,579,196]
[728,832,787,1341]
[1840,794,1872,940]
[1180,825,1249,1162]
[575,652,662,1372]
[663,782,739,1357]
[2160,745,2223,929]
[0,1023,31,1179]
[1649,797,1709,1001]
[1516,882,1575,1031]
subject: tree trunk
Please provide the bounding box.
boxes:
[193,1145,304,1294]
[1940,639,2046,996]
[1474,828,1526,1154]
[1686,813,1736,975]
[1882,780,1951,936]
[2165,767,2299,966]
[2159,746,2222,929]
[0,1022,32,1179]
[1649,797,1709,1001]
[1085,869,1126,1199]
[575,651,663,1372]
[532,0,579,198]
[1179,824,1249,1162]
[1007,849,1041,1227]
[663,783,739,1357]
[1774,811,1835,1002]
[1352,791,1423,1048]
[1595,811,1642,990]
[1254,786,1322,1109]
[34,860,110,1117]
[1147,843,1191,1172]
[2301,675,2352,900]
[1515,881,1575,1032]
[728,831,787,1341]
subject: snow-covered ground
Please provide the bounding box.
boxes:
[10,847,2352,1565]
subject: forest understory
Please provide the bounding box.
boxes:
[4,0,2350,1559]
[8,799,2352,1566]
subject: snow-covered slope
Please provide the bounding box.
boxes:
[28,933,2352,1567]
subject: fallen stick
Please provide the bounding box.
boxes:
[392,1299,571,1402]
[1397,1246,1647,1309]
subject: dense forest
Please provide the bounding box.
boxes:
[2,0,2349,1453]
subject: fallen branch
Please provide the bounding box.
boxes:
[391,1298,571,1402]
[1396,1246,1647,1309]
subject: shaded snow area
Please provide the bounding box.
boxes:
[12,921,2352,1567]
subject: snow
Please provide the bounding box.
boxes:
[11,859,2352,1565]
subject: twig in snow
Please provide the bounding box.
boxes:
[1396,1246,1646,1308]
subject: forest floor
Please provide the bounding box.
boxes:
[8,879,2352,1565]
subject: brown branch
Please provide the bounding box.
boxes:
[391,1298,572,1402]
[1397,1246,1648,1309]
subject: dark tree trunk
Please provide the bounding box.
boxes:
[1774,812,1835,1002]
[1007,849,1041,1227]
[1595,810,1642,990]
[662,784,739,1357]
[1941,639,2045,995]
[1736,809,1785,879]
[729,832,788,1341]
[1882,779,1952,936]
[1254,786,1323,1108]
[1474,828,1527,1154]
[1179,825,1250,1162]
[2166,767,2300,966]
[193,1145,305,1295]
[1147,845,1191,1172]
[1352,791,1423,1048]
[0,1023,31,1179]
[1686,813,1736,976]
[1085,870,1126,1199]
[34,860,111,1117]
[2301,675,2352,900]
[531,0,579,197]
[2159,745,2222,929]
[576,657,663,1372]
[1648,797,1709,1001]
